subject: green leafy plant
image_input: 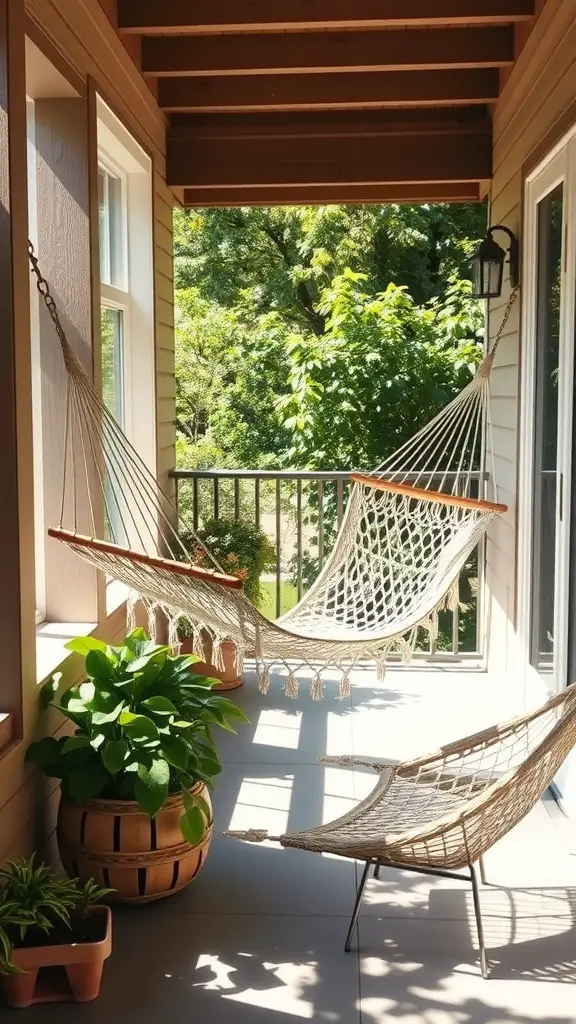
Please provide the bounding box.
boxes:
[0,856,112,975]
[186,516,276,605]
[27,629,248,846]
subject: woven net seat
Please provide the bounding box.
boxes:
[225,683,576,975]
[227,682,576,869]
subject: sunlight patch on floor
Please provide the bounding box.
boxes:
[252,708,303,749]
[227,775,294,841]
[193,951,321,1019]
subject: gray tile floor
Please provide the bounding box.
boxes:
[22,666,576,1023]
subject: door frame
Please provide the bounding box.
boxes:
[517,129,576,708]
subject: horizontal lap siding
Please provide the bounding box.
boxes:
[485,0,576,671]
[1,1,176,863]
[155,178,176,504]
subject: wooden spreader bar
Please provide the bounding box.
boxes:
[351,474,508,514]
[47,528,244,589]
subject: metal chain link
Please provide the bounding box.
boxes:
[28,239,66,336]
[28,239,82,374]
[488,287,519,359]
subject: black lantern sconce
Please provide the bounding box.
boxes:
[471,225,519,299]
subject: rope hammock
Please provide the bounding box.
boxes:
[29,243,515,699]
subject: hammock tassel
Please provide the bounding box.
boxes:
[168,614,181,654]
[428,612,439,643]
[397,638,413,666]
[211,637,226,673]
[258,663,271,695]
[283,668,299,700]
[376,652,388,682]
[192,626,206,663]
[234,644,245,676]
[310,671,325,701]
[126,591,139,634]
[147,603,158,643]
[339,670,352,700]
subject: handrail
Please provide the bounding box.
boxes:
[170,468,487,481]
[170,468,487,658]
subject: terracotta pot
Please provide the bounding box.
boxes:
[2,905,112,1009]
[57,783,212,905]
[180,633,244,691]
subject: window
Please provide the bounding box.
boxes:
[101,306,125,426]
[98,165,125,290]
[96,98,156,597]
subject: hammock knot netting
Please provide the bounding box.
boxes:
[30,241,516,698]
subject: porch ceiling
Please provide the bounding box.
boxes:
[114,0,538,205]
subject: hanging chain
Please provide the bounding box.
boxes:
[28,240,66,343]
[488,286,519,359]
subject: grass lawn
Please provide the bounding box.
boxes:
[258,579,299,619]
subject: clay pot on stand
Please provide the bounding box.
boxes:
[180,632,243,691]
[2,905,112,1009]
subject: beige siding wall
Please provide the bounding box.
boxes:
[26,0,176,495]
[486,0,576,673]
[0,0,176,860]
[155,173,177,500]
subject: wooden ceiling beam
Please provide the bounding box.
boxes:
[167,119,492,188]
[120,1,534,34]
[182,183,483,206]
[142,27,514,78]
[170,108,491,139]
[159,69,500,113]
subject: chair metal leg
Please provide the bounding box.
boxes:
[374,862,381,880]
[345,860,371,953]
[479,855,487,886]
[469,862,489,978]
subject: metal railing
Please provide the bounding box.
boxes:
[171,468,487,659]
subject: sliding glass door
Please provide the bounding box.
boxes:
[529,182,563,678]
[520,138,576,810]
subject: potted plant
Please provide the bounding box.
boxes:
[179,516,276,689]
[27,629,247,904]
[0,856,113,1009]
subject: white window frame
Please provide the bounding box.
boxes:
[96,98,156,611]
[517,125,576,709]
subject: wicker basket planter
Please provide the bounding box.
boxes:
[181,634,244,691]
[57,784,212,904]
[2,905,111,1009]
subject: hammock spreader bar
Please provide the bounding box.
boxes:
[351,475,508,514]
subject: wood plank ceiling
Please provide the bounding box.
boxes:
[114,0,537,206]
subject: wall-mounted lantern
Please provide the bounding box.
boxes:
[471,225,519,299]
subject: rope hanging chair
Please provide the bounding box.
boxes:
[225,682,576,977]
[29,244,515,699]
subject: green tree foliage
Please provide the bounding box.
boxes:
[277,272,483,470]
[174,203,486,472]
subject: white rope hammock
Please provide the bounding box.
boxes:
[29,244,515,698]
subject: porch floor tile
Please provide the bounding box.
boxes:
[18,667,576,1024]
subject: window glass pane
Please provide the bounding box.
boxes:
[101,306,124,426]
[530,183,563,673]
[101,306,127,543]
[98,165,124,288]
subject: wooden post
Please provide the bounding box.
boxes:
[0,0,35,738]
